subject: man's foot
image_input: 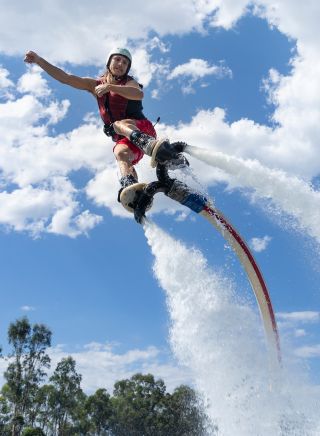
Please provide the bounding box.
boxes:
[119,182,153,215]
[118,174,137,202]
[150,140,189,169]
[130,131,189,169]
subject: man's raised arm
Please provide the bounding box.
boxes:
[24,51,96,93]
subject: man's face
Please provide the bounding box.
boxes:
[109,55,130,76]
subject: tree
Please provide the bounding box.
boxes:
[110,373,168,435]
[48,356,83,435]
[109,374,211,436]
[31,384,56,435]
[2,317,51,435]
[85,388,112,435]
[0,387,12,435]
[164,385,212,435]
[21,427,45,436]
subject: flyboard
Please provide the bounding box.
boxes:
[120,151,281,367]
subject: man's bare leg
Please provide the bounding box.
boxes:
[113,119,158,156]
[113,119,188,168]
[113,119,139,142]
[113,142,139,202]
[114,143,137,179]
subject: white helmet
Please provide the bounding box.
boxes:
[106,47,132,75]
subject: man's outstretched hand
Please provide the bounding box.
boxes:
[24,51,40,64]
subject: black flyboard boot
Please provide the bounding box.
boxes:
[118,174,138,202]
[118,174,153,215]
[130,131,189,169]
[129,131,159,156]
[151,141,189,169]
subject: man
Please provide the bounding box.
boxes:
[24,48,187,201]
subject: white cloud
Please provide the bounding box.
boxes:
[249,235,272,252]
[48,343,192,394]
[277,311,320,323]
[254,0,320,52]
[168,58,231,80]
[276,312,319,345]
[130,48,159,87]
[74,210,103,234]
[0,71,111,237]
[0,66,13,89]
[294,329,306,338]
[0,179,100,238]
[0,339,192,394]
[17,66,51,97]
[0,0,213,65]
[206,0,251,29]
[0,94,70,145]
[147,36,170,54]
[168,58,232,94]
[48,204,102,238]
[20,305,36,312]
[294,345,320,359]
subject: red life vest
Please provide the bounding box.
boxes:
[96,76,132,125]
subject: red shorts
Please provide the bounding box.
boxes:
[113,119,156,165]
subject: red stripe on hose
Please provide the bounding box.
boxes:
[204,204,281,361]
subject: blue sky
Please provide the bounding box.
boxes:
[1,1,320,431]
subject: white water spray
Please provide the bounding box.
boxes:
[187,146,320,243]
[145,222,320,435]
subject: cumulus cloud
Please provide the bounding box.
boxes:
[277,311,319,346]
[276,311,320,360]
[168,58,232,94]
[0,66,14,99]
[277,311,320,323]
[169,58,231,80]
[130,47,159,87]
[0,341,192,394]
[206,0,251,29]
[48,204,103,238]
[0,0,214,65]
[147,36,170,54]
[294,345,320,359]
[249,235,272,252]
[17,66,52,97]
[0,179,102,238]
[0,71,108,237]
[47,342,192,394]
[0,66,13,88]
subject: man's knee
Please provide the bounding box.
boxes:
[114,145,133,163]
[114,119,137,135]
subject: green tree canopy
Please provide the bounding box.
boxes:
[3,317,51,435]
[85,388,112,435]
[48,356,84,435]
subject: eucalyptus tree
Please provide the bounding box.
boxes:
[48,356,83,435]
[2,317,51,435]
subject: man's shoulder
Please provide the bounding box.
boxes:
[127,75,143,89]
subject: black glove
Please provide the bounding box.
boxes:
[103,123,115,137]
